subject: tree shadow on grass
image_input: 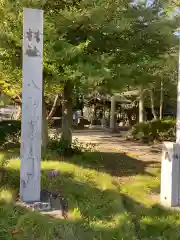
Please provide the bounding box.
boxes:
[1,168,180,239]
[1,148,160,180]
[120,193,180,240]
[2,168,123,222]
[61,152,159,178]
[0,143,160,179]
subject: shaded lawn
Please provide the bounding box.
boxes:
[58,150,160,178]
[0,149,179,239]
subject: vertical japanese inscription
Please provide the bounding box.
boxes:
[20,8,43,202]
[25,28,42,57]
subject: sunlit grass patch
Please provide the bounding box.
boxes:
[0,149,180,239]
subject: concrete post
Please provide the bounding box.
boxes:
[161,142,180,207]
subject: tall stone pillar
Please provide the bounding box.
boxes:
[20,8,43,202]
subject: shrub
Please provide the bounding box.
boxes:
[0,154,9,185]
[47,136,97,157]
[128,118,176,143]
[0,120,21,146]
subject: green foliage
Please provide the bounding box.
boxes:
[47,136,97,157]
[0,0,179,145]
[0,1,178,103]
[128,118,176,143]
[0,154,9,185]
[0,120,21,146]
[72,138,97,152]
[0,93,12,107]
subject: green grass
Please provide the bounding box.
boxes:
[0,150,180,239]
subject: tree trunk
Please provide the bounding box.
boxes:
[60,81,73,148]
[15,105,21,120]
[80,95,84,117]
[81,109,83,117]
[150,89,157,120]
[42,99,49,150]
[102,105,106,127]
[139,90,144,123]
[159,80,163,120]
[47,94,60,120]
[110,96,116,131]
[94,105,97,121]
[91,105,96,125]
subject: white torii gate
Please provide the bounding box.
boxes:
[110,91,141,131]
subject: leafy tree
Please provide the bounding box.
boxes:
[0,0,120,148]
[106,2,179,121]
[1,0,179,147]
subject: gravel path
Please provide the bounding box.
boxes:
[72,130,162,163]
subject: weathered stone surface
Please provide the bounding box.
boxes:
[20,8,43,202]
[40,189,51,202]
[16,189,68,219]
[31,202,51,211]
[161,142,180,207]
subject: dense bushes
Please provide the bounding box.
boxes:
[128,118,176,143]
[0,120,21,145]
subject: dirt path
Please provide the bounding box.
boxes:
[73,130,162,163]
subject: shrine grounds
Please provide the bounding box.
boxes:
[0,131,180,239]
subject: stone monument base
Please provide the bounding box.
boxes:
[16,189,68,219]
